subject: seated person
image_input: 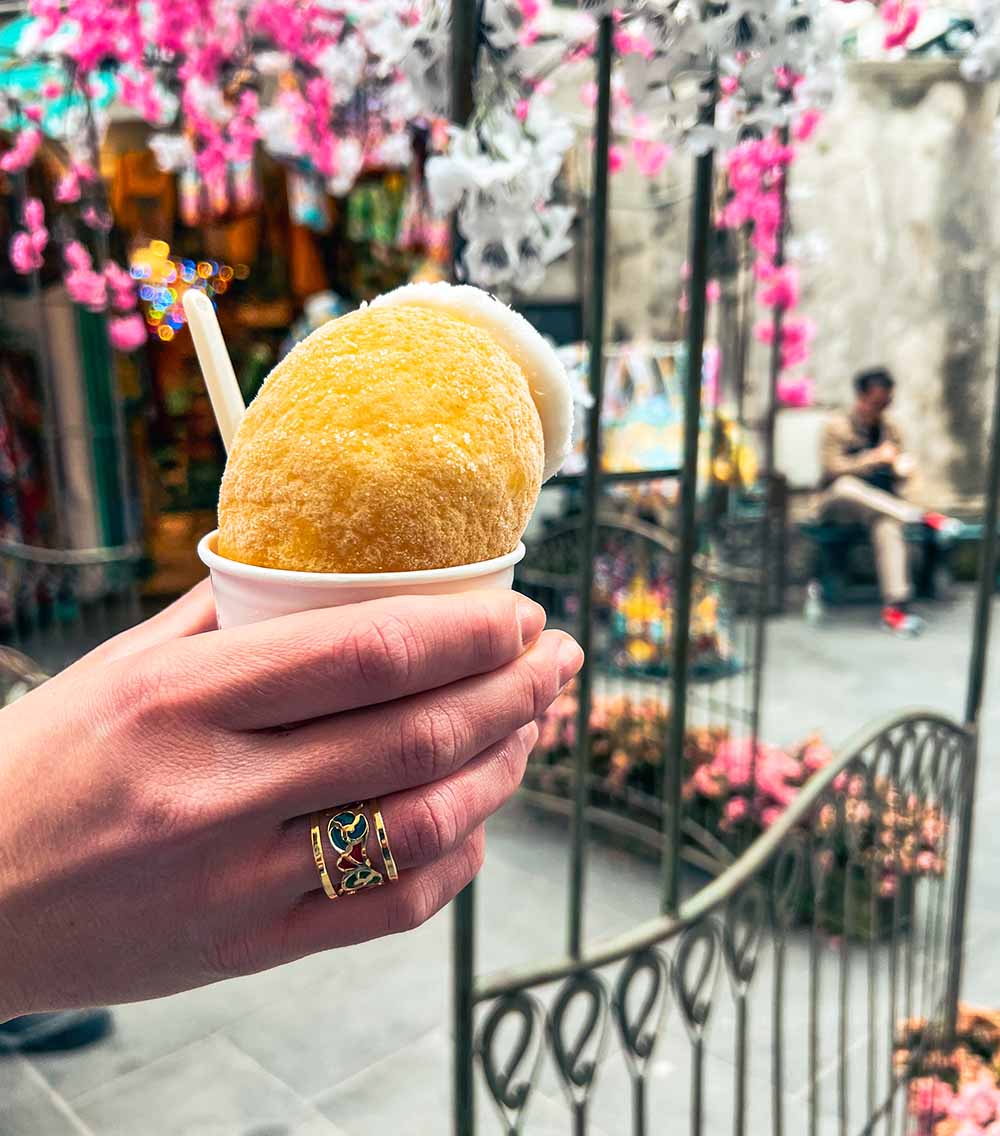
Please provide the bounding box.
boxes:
[819,367,958,636]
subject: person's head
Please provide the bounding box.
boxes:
[853,367,895,421]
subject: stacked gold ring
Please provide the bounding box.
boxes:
[309,800,397,900]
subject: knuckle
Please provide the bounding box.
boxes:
[514,653,557,724]
[384,876,439,935]
[348,612,424,692]
[396,703,460,782]
[465,596,510,668]
[409,783,462,864]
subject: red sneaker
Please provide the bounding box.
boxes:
[882,606,925,637]
[923,512,962,540]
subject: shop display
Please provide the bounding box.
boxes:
[216,282,572,574]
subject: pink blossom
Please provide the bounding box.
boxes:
[65,268,108,311]
[794,109,823,143]
[613,30,654,59]
[40,79,62,101]
[722,796,748,826]
[720,76,740,97]
[761,265,800,310]
[22,198,45,232]
[760,805,783,828]
[631,138,671,178]
[519,0,540,18]
[10,232,43,274]
[0,128,41,173]
[706,279,721,304]
[24,105,43,124]
[109,314,148,352]
[55,170,82,203]
[778,375,815,407]
[882,0,921,49]
[950,1075,1000,1127]
[608,145,626,173]
[514,98,530,123]
[63,240,93,272]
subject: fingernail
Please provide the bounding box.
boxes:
[516,597,546,645]
[557,637,584,685]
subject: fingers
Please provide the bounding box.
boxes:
[83,580,217,667]
[262,829,486,968]
[241,630,580,819]
[267,723,538,899]
[172,590,547,730]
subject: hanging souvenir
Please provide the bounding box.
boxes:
[287,169,331,233]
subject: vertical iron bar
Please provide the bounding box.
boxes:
[808,895,821,1136]
[692,1036,705,1136]
[663,85,716,915]
[451,4,478,1134]
[772,936,786,1136]
[633,1074,647,1136]
[748,127,790,834]
[568,10,613,959]
[839,871,851,1136]
[866,871,877,1124]
[734,993,748,1136]
[947,317,1000,1033]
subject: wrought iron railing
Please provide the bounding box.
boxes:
[457,711,972,1135]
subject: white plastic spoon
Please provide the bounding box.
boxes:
[183,288,245,453]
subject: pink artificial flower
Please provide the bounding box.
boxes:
[63,240,93,272]
[55,169,81,203]
[950,1074,1000,1128]
[632,138,671,178]
[608,144,626,173]
[613,30,654,59]
[0,128,41,173]
[760,805,783,828]
[9,231,42,274]
[722,796,748,826]
[108,314,148,352]
[40,79,62,101]
[706,279,721,303]
[22,197,44,232]
[65,268,107,311]
[778,374,815,408]
[720,76,740,97]
[24,105,43,124]
[761,265,800,310]
[519,0,540,20]
[514,98,530,123]
[794,109,823,143]
[882,0,921,49]
[104,260,138,312]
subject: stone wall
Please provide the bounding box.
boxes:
[540,60,1000,509]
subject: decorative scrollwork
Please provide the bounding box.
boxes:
[612,948,670,1075]
[548,972,611,1106]
[723,883,767,991]
[770,834,808,933]
[673,919,721,1040]
[477,991,546,1131]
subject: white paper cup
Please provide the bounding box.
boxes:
[197,531,526,629]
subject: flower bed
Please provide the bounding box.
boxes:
[530,686,946,937]
[902,1008,1000,1135]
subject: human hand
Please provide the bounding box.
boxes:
[0,585,580,1016]
[872,441,900,465]
[894,452,916,479]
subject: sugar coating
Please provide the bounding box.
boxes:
[217,304,545,573]
[372,282,572,481]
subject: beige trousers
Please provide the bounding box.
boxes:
[819,476,922,605]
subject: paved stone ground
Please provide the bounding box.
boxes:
[5,588,1000,1135]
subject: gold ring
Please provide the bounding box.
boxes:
[310,801,391,900]
[372,800,398,882]
[309,814,338,900]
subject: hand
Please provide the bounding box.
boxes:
[894,452,916,479]
[872,441,900,465]
[0,584,581,1016]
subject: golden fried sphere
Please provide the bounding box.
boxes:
[216,303,545,573]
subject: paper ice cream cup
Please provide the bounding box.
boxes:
[198,531,526,629]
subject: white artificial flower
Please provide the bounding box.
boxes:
[255,51,291,76]
[327,137,364,196]
[316,37,366,101]
[376,130,412,168]
[148,133,195,172]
